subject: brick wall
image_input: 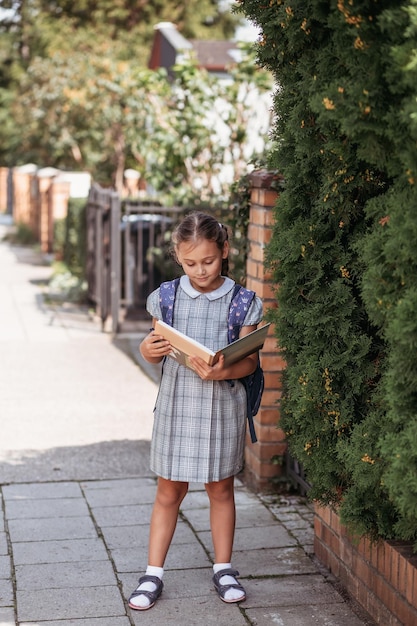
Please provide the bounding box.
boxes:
[315,504,417,625]
[1,167,71,252]
[243,169,286,490]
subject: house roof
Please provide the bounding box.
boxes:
[148,22,239,75]
[189,40,238,71]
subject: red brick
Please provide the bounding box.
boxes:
[389,545,400,590]
[405,557,417,607]
[394,595,417,626]
[397,551,408,597]
[249,205,275,226]
[260,354,287,372]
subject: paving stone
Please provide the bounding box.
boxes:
[111,540,211,574]
[91,503,153,528]
[129,596,247,626]
[0,555,11,579]
[0,606,15,625]
[81,477,155,492]
[119,567,214,601]
[290,527,315,547]
[182,503,277,534]
[101,519,193,550]
[246,603,367,626]
[17,585,125,622]
[83,481,156,508]
[0,577,13,606]
[12,537,108,566]
[233,546,318,577]
[242,575,344,609]
[281,517,314,531]
[0,498,4,534]
[19,613,130,626]
[15,560,117,590]
[2,482,82,501]
[198,524,297,557]
[8,515,97,542]
[0,532,7,556]
[4,497,89,520]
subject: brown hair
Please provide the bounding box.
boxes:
[172,212,230,276]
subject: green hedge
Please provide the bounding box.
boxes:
[54,197,87,280]
[238,0,417,546]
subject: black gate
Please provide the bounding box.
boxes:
[86,185,185,332]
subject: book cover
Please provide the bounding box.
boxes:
[154,320,271,371]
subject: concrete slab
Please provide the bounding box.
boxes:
[0,578,13,606]
[0,556,11,579]
[197,524,297,558]
[83,481,157,508]
[90,503,153,528]
[17,585,126,622]
[183,502,277,532]
[4,497,90,520]
[8,515,98,542]
[101,519,194,550]
[245,603,368,626]
[0,533,7,556]
[241,575,344,608]
[15,560,117,590]
[0,606,15,625]
[2,481,83,500]
[12,537,108,566]
[128,596,247,626]
[232,546,318,577]
[111,540,211,574]
[18,613,131,626]
[120,567,215,601]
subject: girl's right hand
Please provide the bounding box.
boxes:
[140,330,171,363]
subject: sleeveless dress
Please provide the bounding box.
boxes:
[146,275,263,483]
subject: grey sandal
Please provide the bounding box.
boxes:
[128,575,163,611]
[212,568,246,603]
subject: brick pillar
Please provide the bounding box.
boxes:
[0,167,9,213]
[38,175,54,253]
[244,169,286,490]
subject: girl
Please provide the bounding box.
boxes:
[128,211,263,611]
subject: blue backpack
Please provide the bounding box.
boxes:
[159,278,264,443]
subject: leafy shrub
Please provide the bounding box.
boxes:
[238,0,417,546]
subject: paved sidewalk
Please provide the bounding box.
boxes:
[0,216,374,626]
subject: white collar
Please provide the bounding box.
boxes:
[179,275,235,301]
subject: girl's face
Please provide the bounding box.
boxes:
[175,238,229,293]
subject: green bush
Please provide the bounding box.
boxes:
[238,0,417,546]
[63,198,87,280]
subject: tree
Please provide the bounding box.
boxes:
[0,0,242,163]
[237,0,417,544]
[10,41,271,198]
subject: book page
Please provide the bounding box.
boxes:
[155,320,271,371]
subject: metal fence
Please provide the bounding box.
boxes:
[86,184,185,333]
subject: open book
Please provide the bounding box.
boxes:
[154,319,271,371]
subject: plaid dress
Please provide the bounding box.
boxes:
[147,275,263,483]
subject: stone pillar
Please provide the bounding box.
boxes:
[244,169,286,490]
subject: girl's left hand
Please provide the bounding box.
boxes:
[188,355,226,380]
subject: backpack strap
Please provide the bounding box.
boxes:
[228,285,259,444]
[159,278,180,325]
[227,285,256,343]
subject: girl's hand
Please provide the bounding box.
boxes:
[188,354,226,380]
[140,330,172,363]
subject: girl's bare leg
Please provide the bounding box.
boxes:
[129,478,188,610]
[205,476,236,563]
[205,476,246,602]
[148,478,189,566]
